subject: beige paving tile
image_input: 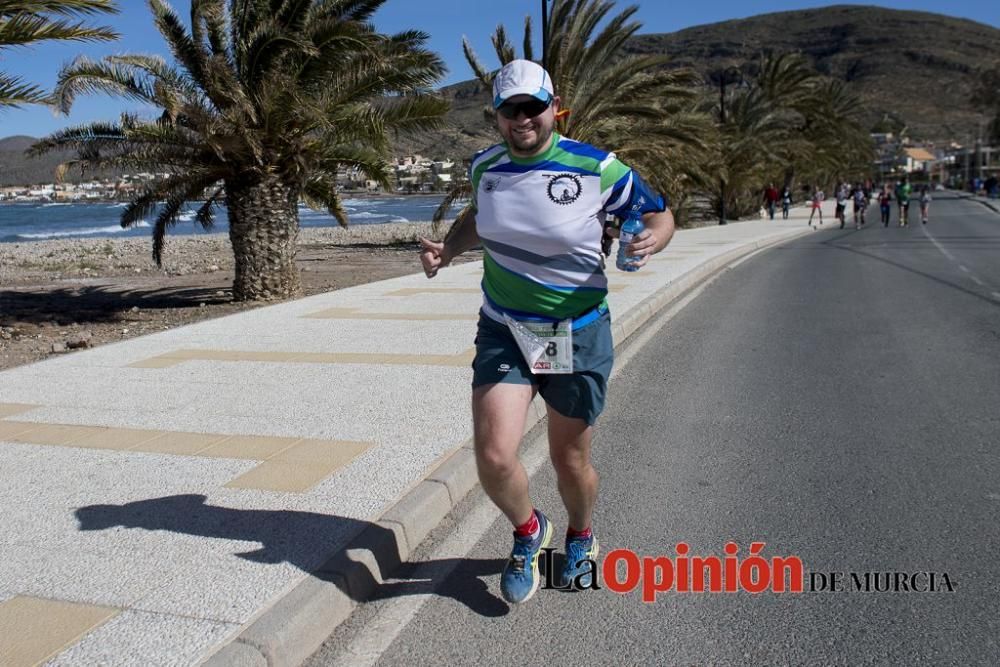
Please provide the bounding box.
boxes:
[129,431,230,456]
[199,435,302,461]
[127,357,184,369]
[302,308,477,321]
[70,427,162,451]
[0,596,119,667]
[0,421,42,441]
[232,351,301,362]
[224,460,338,493]
[129,349,476,368]
[272,439,372,467]
[0,403,38,418]
[384,287,480,296]
[11,424,101,446]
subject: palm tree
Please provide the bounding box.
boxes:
[434,0,714,230]
[0,0,118,109]
[31,0,448,301]
[712,53,874,218]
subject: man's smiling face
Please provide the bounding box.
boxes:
[496,94,561,158]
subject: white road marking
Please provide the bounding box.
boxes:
[923,225,997,294]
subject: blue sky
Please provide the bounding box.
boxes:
[0,0,996,137]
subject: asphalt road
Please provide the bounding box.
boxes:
[308,194,1000,666]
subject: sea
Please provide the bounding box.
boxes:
[0,195,455,243]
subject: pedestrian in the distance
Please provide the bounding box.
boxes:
[920,185,932,224]
[763,182,779,220]
[781,185,792,219]
[808,186,825,226]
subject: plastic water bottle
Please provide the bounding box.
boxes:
[616,211,644,272]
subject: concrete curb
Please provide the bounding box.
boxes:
[955,192,1000,214]
[200,225,814,667]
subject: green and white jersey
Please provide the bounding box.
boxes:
[470,133,665,321]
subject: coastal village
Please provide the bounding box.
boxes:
[0,154,462,203]
[3,139,996,204]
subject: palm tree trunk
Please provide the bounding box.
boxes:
[226,175,302,301]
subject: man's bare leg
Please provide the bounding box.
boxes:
[472,383,536,526]
[546,405,598,531]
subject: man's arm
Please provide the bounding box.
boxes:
[418,208,480,278]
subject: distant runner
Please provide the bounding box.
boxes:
[877,185,892,227]
[835,183,848,229]
[852,182,867,229]
[808,186,825,227]
[919,185,932,224]
[895,178,912,227]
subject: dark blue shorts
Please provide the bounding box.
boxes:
[471,309,614,426]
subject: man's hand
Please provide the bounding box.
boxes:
[419,237,450,278]
[603,209,674,268]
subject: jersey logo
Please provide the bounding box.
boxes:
[547,174,582,205]
[484,176,501,192]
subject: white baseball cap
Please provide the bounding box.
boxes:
[492,59,554,109]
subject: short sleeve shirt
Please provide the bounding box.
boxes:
[469,133,666,320]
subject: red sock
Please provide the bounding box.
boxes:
[514,511,539,538]
[567,526,592,540]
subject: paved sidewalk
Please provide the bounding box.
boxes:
[0,204,833,666]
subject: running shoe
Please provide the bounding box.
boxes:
[560,534,600,589]
[500,510,553,604]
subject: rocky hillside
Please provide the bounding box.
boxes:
[397,5,1000,158]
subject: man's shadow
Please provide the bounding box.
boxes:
[75,494,509,617]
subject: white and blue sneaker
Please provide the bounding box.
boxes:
[560,534,600,589]
[499,510,553,604]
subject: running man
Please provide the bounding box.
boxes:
[877,185,892,227]
[895,178,912,227]
[808,186,825,226]
[419,60,674,604]
[919,185,932,224]
[834,182,848,229]
[852,182,867,229]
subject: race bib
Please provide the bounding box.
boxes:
[503,314,573,374]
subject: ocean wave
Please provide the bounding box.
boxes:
[349,211,389,220]
[177,211,197,222]
[14,221,151,240]
[41,202,72,207]
[341,198,387,207]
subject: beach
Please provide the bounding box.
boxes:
[0,221,479,371]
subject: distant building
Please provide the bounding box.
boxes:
[903,147,936,173]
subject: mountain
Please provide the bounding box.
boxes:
[626,5,1000,143]
[0,135,126,187]
[396,5,1000,157]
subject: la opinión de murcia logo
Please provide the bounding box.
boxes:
[541,542,956,600]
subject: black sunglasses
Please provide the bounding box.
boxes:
[497,98,551,120]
